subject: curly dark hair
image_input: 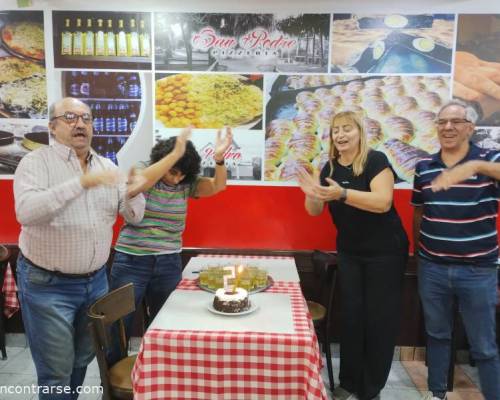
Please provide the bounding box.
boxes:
[150,137,201,184]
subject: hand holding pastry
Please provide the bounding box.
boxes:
[454,51,500,102]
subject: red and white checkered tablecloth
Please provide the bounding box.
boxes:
[132,279,327,400]
[2,262,19,318]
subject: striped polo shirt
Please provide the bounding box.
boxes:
[115,178,199,255]
[411,143,500,265]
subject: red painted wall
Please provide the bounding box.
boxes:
[0,179,416,251]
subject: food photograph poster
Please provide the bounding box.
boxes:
[0,10,47,175]
[0,9,499,187]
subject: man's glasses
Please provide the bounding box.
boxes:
[436,118,470,127]
[51,112,93,125]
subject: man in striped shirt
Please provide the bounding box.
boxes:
[412,100,500,400]
[14,97,145,399]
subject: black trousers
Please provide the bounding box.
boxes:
[338,251,407,400]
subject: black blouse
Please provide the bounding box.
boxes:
[320,150,408,256]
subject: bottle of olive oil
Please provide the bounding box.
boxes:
[95,19,105,56]
[61,18,72,56]
[105,19,116,56]
[72,18,84,55]
[127,18,140,57]
[116,19,128,57]
[139,19,150,57]
[83,18,95,56]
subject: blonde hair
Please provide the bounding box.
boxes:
[328,111,369,177]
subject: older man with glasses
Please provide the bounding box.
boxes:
[13,97,145,399]
[412,100,500,400]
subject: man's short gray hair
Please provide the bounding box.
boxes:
[438,99,478,124]
[48,98,91,121]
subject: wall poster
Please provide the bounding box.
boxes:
[0,8,497,187]
[0,10,47,175]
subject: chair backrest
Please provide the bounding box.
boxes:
[87,283,135,399]
[0,246,9,264]
[311,250,338,329]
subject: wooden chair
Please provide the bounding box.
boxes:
[0,245,11,359]
[87,283,136,400]
[306,250,338,392]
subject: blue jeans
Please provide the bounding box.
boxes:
[418,258,500,400]
[16,254,108,400]
[107,251,182,363]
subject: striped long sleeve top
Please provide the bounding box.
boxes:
[411,143,500,265]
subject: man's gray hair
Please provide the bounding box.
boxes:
[48,97,91,121]
[438,99,478,124]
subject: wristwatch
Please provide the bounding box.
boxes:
[214,158,225,166]
[339,187,347,203]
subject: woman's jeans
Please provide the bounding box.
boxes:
[17,253,108,400]
[418,258,500,400]
[107,251,182,364]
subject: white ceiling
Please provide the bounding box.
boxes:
[4,0,500,13]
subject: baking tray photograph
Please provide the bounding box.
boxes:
[330,14,455,74]
[0,11,47,119]
[264,74,451,185]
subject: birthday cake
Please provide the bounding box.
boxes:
[213,288,250,313]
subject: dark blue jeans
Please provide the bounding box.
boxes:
[107,251,182,364]
[17,254,108,400]
[418,258,500,400]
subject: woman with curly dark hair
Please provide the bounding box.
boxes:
[108,127,232,363]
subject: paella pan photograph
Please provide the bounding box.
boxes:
[0,10,47,120]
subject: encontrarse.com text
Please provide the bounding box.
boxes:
[0,385,103,395]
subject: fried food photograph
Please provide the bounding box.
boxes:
[156,73,263,129]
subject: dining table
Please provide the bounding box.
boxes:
[132,254,328,400]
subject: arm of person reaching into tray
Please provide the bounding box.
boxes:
[454,51,500,104]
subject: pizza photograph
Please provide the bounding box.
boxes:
[0,10,47,119]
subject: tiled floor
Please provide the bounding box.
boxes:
[0,336,484,400]
[319,356,483,400]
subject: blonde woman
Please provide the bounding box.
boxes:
[298,111,409,400]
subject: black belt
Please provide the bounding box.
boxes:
[23,254,104,279]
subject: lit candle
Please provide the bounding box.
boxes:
[223,266,235,293]
[233,265,244,293]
